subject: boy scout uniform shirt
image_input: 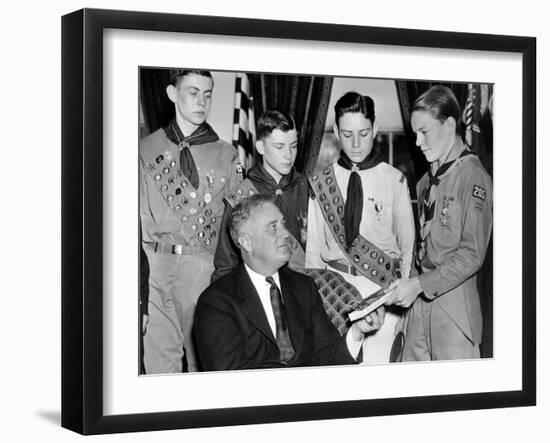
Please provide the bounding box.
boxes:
[140,128,243,252]
[306,162,415,284]
[416,154,492,344]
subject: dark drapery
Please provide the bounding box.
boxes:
[396,80,494,358]
[248,74,333,176]
[140,68,173,135]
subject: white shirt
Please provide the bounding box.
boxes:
[244,263,279,336]
[243,263,362,359]
[306,162,415,288]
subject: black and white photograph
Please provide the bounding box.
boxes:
[55,5,539,437]
[138,68,494,375]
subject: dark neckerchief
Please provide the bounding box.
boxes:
[428,148,472,186]
[163,119,219,189]
[421,145,474,235]
[247,162,302,193]
[247,162,303,217]
[337,150,383,249]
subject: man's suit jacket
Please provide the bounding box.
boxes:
[193,264,357,371]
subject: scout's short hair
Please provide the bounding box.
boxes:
[412,85,462,136]
[334,91,376,127]
[169,69,214,88]
[256,109,297,141]
[230,194,277,246]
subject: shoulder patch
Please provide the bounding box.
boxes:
[472,185,486,201]
[399,174,406,184]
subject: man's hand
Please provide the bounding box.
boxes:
[385,277,422,308]
[142,314,150,335]
[350,306,385,341]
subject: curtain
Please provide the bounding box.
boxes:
[249,73,333,176]
[140,68,173,135]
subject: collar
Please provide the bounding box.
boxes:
[337,149,383,171]
[244,263,281,290]
[247,162,302,192]
[163,118,219,147]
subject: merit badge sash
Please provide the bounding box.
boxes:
[309,165,395,288]
[141,143,220,255]
[225,179,306,273]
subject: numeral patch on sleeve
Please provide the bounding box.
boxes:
[473,185,486,201]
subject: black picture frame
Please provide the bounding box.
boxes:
[61,8,536,435]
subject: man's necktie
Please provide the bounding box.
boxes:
[265,276,295,364]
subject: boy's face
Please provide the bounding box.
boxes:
[335,112,376,164]
[255,129,298,183]
[167,73,213,127]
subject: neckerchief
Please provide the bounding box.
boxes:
[247,162,302,215]
[163,119,219,189]
[419,144,474,242]
[337,150,383,249]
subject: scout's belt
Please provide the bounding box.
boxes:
[328,260,361,276]
[146,242,206,255]
[329,258,402,278]
[309,166,396,288]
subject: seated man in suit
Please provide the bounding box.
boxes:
[193,193,385,371]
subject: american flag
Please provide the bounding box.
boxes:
[232,73,256,172]
[463,83,481,148]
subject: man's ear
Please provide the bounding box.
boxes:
[166,84,177,104]
[372,121,379,139]
[237,233,252,254]
[255,139,265,156]
[333,124,340,142]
